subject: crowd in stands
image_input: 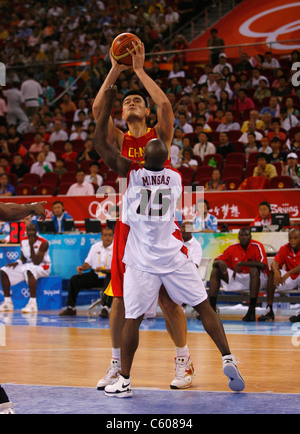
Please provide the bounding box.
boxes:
[0,1,299,199]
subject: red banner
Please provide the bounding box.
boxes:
[186,0,300,63]
[1,189,299,222]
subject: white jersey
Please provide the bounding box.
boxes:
[21,236,51,269]
[122,163,188,274]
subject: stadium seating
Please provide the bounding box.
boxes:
[269,176,294,189]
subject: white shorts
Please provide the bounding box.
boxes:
[221,268,268,292]
[123,260,208,319]
[275,270,300,293]
[1,262,51,287]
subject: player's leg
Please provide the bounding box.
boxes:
[158,286,195,389]
[96,296,125,390]
[0,385,14,414]
[0,270,13,312]
[243,267,261,322]
[208,265,229,311]
[22,271,38,313]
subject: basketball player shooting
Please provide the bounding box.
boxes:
[0,200,47,414]
[92,85,245,398]
[93,39,195,390]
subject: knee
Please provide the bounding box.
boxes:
[249,267,259,278]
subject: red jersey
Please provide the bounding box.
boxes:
[121,127,158,164]
[217,239,269,274]
[274,244,300,280]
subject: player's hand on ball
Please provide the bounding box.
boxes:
[109,47,130,72]
[127,41,145,71]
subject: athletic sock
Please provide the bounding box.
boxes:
[176,345,190,358]
[112,348,121,361]
[4,297,11,303]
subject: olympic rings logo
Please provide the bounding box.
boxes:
[6,251,19,261]
[21,288,30,298]
[64,238,77,246]
[239,3,300,51]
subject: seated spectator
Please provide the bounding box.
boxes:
[241,109,264,133]
[253,78,271,102]
[215,78,233,102]
[216,111,240,132]
[61,141,78,162]
[258,229,300,323]
[193,132,216,162]
[51,201,74,233]
[234,88,255,113]
[269,137,288,163]
[59,70,77,99]
[244,132,258,159]
[285,96,300,117]
[258,136,273,155]
[287,130,300,152]
[177,112,193,134]
[166,77,182,96]
[30,152,53,177]
[66,169,94,196]
[73,98,89,122]
[179,147,198,172]
[48,120,68,144]
[0,223,51,313]
[168,60,185,80]
[218,91,232,112]
[250,68,270,88]
[204,168,226,191]
[266,119,287,142]
[84,162,103,187]
[281,153,300,187]
[193,199,218,233]
[10,154,29,183]
[260,96,280,117]
[0,173,15,196]
[216,132,235,159]
[273,76,291,99]
[42,143,56,164]
[38,123,51,143]
[53,158,67,179]
[59,227,114,317]
[69,121,87,142]
[251,201,272,227]
[29,132,45,153]
[208,227,268,321]
[253,153,277,179]
[7,124,22,153]
[261,51,281,70]
[279,107,299,132]
[213,53,233,75]
[173,126,184,149]
[235,52,253,73]
[238,120,263,144]
[77,139,99,163]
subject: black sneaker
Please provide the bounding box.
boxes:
[242,309,256,322]
[59,307,77,316]
[289,310,300,323]
[258,306,274,322]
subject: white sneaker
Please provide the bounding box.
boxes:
[170,356,196,389]
[222,354,245,392]
[96,359,121,390]
[21,299,38,314]
[104,374,132,398]
[0,300,14,312]
[0,401,15,414]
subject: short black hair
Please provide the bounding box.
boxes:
[122,90,148,108]
[259,201,271,211]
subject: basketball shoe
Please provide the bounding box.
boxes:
[21,299,38,314]
[0,300,14,312]
[96,359,121,390]
[170,356,196,389]
[104,374,132,398]
[0,402,15,414]
[222,354,245,392]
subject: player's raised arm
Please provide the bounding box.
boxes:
[92,85,132,178]
[128,42,174,150]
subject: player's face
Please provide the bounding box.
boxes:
[122,95,149,123]
[289,231,300,250]
[238,229,251,248]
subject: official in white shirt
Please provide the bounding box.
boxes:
[66,169,95,196]
[59,227,114,316]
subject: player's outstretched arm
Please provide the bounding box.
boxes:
[92,85,131,178]
[0,201,47,222]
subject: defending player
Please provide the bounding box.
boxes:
[0,200,47,414]
[92,41,193,389]
[92,85,245,397]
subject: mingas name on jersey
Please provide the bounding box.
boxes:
[142,174,171,187]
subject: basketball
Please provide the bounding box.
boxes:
[111,33,142,66]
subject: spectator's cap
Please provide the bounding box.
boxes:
[287,152,298,159]
[219,53,227,58]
